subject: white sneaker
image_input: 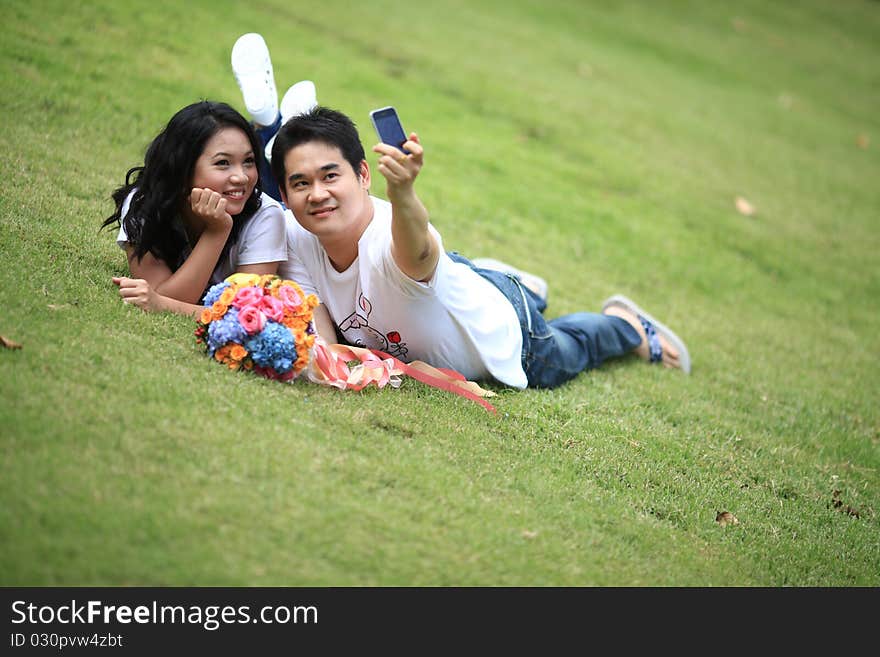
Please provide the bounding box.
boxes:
[281,80,318,121]
[231,33,278,127]
[264,80,319,161]
[471,257,549,302]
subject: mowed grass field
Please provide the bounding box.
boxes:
[0,0,877,585]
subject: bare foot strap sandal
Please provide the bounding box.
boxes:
[639,316,664,364]
[601,294,692,374]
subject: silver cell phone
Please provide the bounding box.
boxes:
[370,106,409,154]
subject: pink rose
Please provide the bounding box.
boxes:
[277,285,302,310]
[260,295,285,323]
[238,305,266,335]
[232,286,264,309]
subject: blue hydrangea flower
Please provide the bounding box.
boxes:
[202,281,231,306]
[244,321,296,373]
[206,307,247,354]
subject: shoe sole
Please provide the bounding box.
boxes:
[601,294,691,374]
[231,33,277,124]
[264,81,319,161]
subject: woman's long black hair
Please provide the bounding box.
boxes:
[102,101,263,270]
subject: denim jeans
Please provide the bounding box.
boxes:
[448,253,642,388]
[255,114,283,204]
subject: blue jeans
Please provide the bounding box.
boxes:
[255,115,282,203]
[448,253,642,389]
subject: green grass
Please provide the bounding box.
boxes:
[1,0,878,585]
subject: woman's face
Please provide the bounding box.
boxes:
[189,127,258,216]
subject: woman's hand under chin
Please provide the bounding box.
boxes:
[188,188,234,232]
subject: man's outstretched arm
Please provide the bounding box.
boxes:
[373,133,440,283]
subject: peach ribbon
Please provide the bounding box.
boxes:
[308,340,497,413]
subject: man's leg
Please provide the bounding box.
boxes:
[470,257,548,303]
[524,312,642,388]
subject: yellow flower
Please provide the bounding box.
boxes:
[226,273,261,287]
[219,287,236,305]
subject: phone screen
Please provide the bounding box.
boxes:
[371,107,409,153]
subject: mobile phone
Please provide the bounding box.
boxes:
[370,106,409,154]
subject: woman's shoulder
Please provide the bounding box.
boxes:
[246,193,285,222]
[120,188,139,219]
[233,193,288,256]
[259,192,284,211]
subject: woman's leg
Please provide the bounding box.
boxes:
[255,114,282,203]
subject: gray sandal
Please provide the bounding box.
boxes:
[601,294,691,374]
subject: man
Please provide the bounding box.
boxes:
[273,107,689,388]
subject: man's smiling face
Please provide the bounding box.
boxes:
[280,140,372,244]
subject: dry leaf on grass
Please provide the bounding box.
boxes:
[735,196,756,216]
[715,511,739,526]
[47,304,71,311]
[1,335,23,350]
[856,134,870,150]
[521,530,538,540]
[831,490,861,519]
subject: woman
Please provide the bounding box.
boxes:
[103,101,287,315]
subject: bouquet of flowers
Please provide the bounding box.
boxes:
[194,273,319,381]
[193,274,497,412]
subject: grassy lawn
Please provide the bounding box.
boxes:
[1,0,877,585]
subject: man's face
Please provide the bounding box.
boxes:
[280,141,372,243]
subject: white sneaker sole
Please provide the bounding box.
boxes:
[231,33,278,126]
[264,80,319,161]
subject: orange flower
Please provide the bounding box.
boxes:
[211,301,229,320]
[214,345,232,362]
[200,308,213,324]
[229,344,248,361]
[282,312,308,330]
[291,327,306,344]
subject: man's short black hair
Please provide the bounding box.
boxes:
[271,107,366,190]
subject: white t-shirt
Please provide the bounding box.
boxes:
[278,196,527,388]
[116,191,287,287]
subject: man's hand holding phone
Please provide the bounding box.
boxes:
[369,106,437,283]
[372,132,423,200]
[370,105,423,200]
